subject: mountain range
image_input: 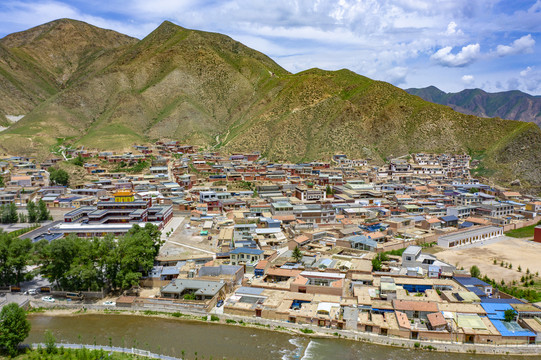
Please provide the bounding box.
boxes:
[405,86,541,127]
[0,19,540,187]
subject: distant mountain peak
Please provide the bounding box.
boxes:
[405,86,541,127]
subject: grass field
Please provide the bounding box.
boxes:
[505,221,541,238]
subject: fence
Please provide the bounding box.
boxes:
[30,343,181,360]
[30,300,208,315]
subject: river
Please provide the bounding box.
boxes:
[27,314,540,360]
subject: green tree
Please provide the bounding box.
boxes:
[0,176,4,187]
[3,236,33,286]
[7,203,18,224]
[372,256,382,271]
[27,201,38,223]
[38,200,50,222]
[504,309,517,322]
[49,167,69,186]
[470,265,481,278]
[0,204,18,224]
[37,235,80,289]
[116,224,162,289]
[71,155,84,167]
[18,212,27,223]
[0,303,31,356]
[326,185,333,196]
[292,246,303,263]
[44,330,57,354]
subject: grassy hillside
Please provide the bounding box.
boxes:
[0,19,541,187]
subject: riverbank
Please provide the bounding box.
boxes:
[17,346,149,360]
[28,306,541,356]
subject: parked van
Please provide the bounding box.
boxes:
[66,292,84,300]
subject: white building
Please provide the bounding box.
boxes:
[437,226,503,248]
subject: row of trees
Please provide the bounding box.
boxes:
[0,200,50,224]
[36,223,162,291]
[0,223,162,292]
[27,200,50,223]
[470,265,541,303]
[0,204,19,224]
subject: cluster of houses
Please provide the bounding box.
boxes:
[2,144,541,345]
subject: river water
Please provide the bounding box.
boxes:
[27,314,540,360]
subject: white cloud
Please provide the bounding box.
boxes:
[385,66,408,85]
[496,34,535,56]
[1,0,541,94]
[430,43,480,67]
[461,75,474,86]
[0,0,157,38]
[519,66,541,92]
[445,21,463,36]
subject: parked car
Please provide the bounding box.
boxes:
[216,300,224,307]
[24,289,38,295]
[103,301,116,306]
[41,296,55,303]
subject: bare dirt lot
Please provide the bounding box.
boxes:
[436,237,541,282]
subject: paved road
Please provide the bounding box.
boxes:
[20,221,62,241]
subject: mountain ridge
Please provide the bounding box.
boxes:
[0,19,540,187]
[405,86,541,127]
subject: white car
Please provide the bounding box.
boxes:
[41,296,55,303]
[103,301,116,306]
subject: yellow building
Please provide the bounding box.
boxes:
[114,190,135,202]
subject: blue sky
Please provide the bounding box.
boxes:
[1,0,541,94]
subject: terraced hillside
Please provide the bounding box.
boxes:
[0,19,540,186]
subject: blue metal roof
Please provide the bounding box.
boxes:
[481,303,513,320]
[161,266,180,276]
[490,319,536,337]
[440,215,459,222]
[345,235,377,248]
[32,233,63,243]
[459,221,474,229]
[481,298,523,304]
[454,276,490,287]
[230,247,263,255]
[236,286,264,295]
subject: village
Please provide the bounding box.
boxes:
[2,141,541,348]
